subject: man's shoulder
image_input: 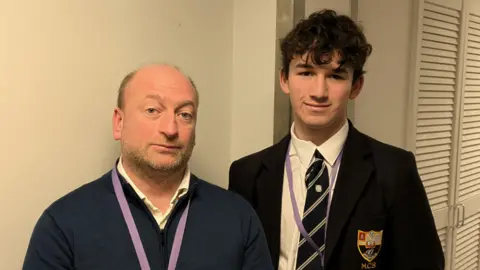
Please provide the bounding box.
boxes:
[45,171,113,218]
[193,176,257,214]
[191,176,272,269]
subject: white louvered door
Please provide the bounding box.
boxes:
[452,213,480,269]
[408,1,463,267]
[450,0,480,269]
[410,0,480,269]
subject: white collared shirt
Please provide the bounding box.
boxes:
[278,120,349,270]
[117,157,190,229]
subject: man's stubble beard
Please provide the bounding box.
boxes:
[122,134,195,184]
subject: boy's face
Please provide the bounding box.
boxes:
[280,51,364,131]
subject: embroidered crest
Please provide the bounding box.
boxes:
[357,230,383,262]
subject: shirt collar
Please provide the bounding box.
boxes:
[117,156,190,206]
[290,120,349,167]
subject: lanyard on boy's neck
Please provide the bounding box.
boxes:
[111,162,190,270]
[285,143,343,266]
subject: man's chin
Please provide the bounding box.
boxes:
[147,160,177,170]
[145,156,184,170]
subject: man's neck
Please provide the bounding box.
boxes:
[121,158,185,206]
[293,117,347,146]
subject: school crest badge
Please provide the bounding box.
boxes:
[357,230,383,262]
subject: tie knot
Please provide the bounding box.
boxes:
[306,150,324,177]
[313,150,323,161]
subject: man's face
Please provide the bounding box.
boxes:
[113,66,197,173]
[280,51,363,130]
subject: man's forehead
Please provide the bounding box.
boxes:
[130,64,193,90]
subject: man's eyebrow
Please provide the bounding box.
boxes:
[144,95,195,110]
[176,101,195,111]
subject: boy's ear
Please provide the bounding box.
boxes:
[350,75,364,100]
[280,70,290,95]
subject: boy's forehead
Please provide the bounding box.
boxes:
[290,50,355,72]
[291,56,341,70]
[298,50,341,63]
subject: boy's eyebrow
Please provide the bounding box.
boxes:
[295,63,348,74]
[333,67,348,73]
[295,63,315,69]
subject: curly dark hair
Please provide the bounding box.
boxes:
[280,9,373,82]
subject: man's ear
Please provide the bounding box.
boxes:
[280,69,290,95]
[112,108,124,141]
[349,75,364,100]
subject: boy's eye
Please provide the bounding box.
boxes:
[330,74,344,80]
[299,71,314,76]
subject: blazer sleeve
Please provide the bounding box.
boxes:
[23,210,74,270]
[390,151,445,269]
[228,160,255,205]
[228,160,242,192]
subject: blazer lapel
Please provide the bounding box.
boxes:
[325,124,374,264]
[256,134,291,267]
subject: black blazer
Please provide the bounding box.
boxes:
[228,123,444,270]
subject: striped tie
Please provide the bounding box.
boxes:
[296,150,329,270]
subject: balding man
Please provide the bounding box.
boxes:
[23,64,274,270]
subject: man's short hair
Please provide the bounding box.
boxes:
[116,66,199,109]
[280,9,373,82]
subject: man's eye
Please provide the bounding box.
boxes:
[179,112,193,120]
[146,108,158,113]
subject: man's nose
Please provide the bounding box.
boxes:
[158,111,179,138]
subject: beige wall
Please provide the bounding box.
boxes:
[306,0,351,15]
[230,0,277,162]
[0,1,235,268]
[355,0,414,149]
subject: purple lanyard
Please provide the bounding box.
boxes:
[111,165,190,270]
[285,144,343,265]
